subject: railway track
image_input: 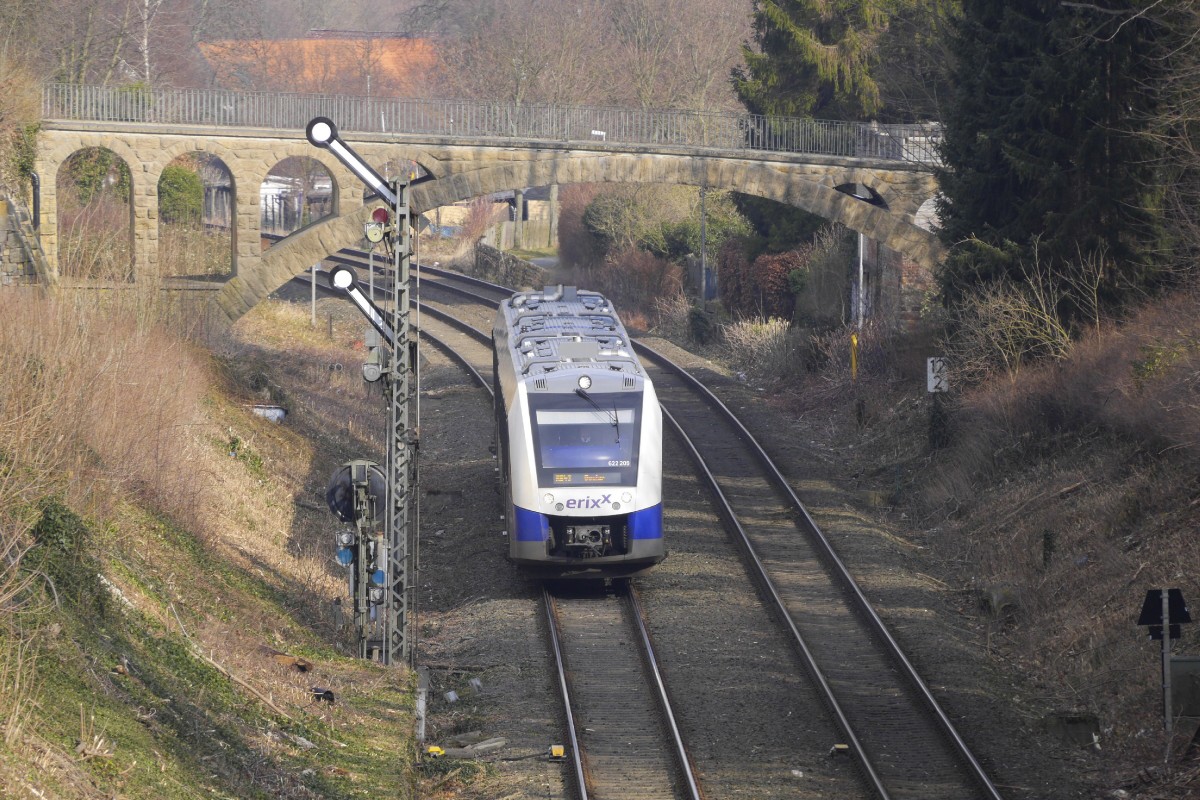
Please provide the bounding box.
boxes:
[545,583,699,800]
[301,268,701,799]
[289,242,1002,799]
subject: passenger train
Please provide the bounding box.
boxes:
[493,285,665,578]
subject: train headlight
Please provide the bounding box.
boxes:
[621,492,632,504]
[577,375,592,390]
[543,493,554,505]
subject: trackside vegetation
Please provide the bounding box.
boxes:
[0,291,417,798]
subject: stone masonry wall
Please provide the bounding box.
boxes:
[0,199,47,286]
[471,243,547,291]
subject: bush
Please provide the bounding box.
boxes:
[577,247,683,314]
[158,164,204,225]
[650,291,693,341]
[720,317,801,385]
[27,498,104,612]
[718,240,798,320]
[943,270,1073,387]
[565,185,750,272]
[62,147,130,206]
[557,184,604,269]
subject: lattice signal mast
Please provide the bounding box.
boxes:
[307,117,417,667]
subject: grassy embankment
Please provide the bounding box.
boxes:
[0,232,419,797]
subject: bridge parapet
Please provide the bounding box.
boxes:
[43,83,941,167]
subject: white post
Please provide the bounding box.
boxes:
[857,233,865,329]
[700,184,708,300]
[1163,588,1173,732]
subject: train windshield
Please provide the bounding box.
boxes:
[528,391,642,487]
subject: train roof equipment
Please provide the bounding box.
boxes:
[496,285,645,380]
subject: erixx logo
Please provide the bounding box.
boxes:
[563,495,611,510]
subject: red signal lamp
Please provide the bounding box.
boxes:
[365,206,392,243]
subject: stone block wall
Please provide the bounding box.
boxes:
[471,243,547,291]
[862,237,932,332]
[0,199,47,286]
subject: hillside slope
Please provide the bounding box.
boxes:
[0,293,414,799]
[766,284,1200,797]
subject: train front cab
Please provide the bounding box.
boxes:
[502,381,664,579]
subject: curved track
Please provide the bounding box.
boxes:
[291,244,1003,800]
[396,283,701,800]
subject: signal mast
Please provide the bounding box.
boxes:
[307,117,417,667]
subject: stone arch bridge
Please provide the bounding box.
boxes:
[36,85,941,331]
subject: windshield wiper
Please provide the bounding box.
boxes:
[574,387,620,443]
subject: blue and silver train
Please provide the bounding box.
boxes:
[493,285,665,578]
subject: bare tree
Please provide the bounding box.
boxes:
[136,0,166,84]
[670,0,752,111]
[610,0,674,107]
[875,0,960,122]
[435,0,750,109]
[440,0,557,105]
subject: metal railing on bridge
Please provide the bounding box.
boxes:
[43,83,941,166]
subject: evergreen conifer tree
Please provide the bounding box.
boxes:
[937,0,1165,310]
[733,1,900,121]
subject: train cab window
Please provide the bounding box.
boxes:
[528,392,642,487]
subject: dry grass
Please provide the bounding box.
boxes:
[0,287,416,796]
[0,55,39,197]
[1,295,210,517]
[719,316,802,386]
[158,223,233,278]
[0,292,211,789]
[650,291,694,341]
[56,185,232,333]
[906,283,1200,777]
[58,190,134,283]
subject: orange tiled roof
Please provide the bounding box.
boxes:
[198,37,438,94]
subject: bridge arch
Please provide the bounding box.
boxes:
[157,151,236,278]
[55,145,136,282]
[210,152,940,328]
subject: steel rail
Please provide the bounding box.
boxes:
[380,291,691,799]
[633,344,1004,800]
[407,286,891,795]
[300,254,1001,799]
[543,589,590,800]
[408,280,1002,799]
[658,400,889,795]
[265,234,511,305]
[412,294,701,800]
[626,583,705,800]
[346,283,593,798]
[287,269,487,390]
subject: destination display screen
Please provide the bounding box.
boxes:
[552,472,622,485]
